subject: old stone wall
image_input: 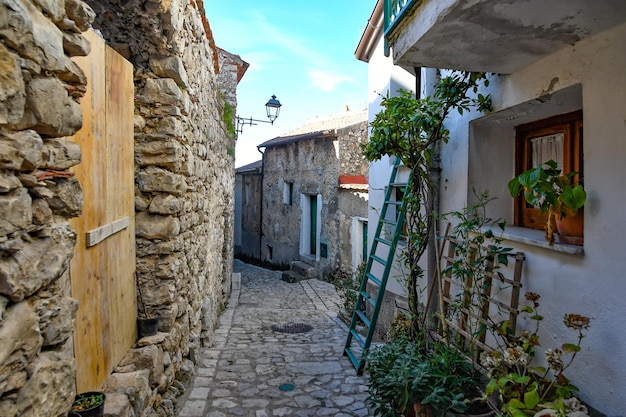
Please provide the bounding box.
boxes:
[261,120,368,276]
[0,0,95,416]
[262,135,337,269]
[337,121,369,176]
[0,0,237,416]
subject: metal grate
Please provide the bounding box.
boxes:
[271,322,312,333]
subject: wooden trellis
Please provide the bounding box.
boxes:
[434,236,525,364]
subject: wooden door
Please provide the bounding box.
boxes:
[69,30,136,391]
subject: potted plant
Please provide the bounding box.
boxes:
[366,333,482,417]
[71,391,105,417]
[366,337,430,417]
[481,292,591,417]
[508,159,586,244]
[421,343,482,417]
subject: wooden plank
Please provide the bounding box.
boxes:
[86,217,129,247]
[70,29,108,392]
[103,42,136,371]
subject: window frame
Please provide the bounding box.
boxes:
[283,181,294,205]
[513,110,583,230]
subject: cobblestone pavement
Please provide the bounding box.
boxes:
[176,260,372,417]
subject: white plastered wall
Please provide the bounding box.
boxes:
[366,35,418,296]
[437,22,626,415]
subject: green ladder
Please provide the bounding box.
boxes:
[343,160,409,374]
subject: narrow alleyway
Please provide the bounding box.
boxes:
[176,260,371,417]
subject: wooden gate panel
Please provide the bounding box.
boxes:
[69,30,136,391]
[103,43,136,364]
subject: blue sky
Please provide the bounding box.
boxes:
[204,2,374,167]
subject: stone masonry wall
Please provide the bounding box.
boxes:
[0,0,236,416]
[84,0,236,416]
[0,0,95,416]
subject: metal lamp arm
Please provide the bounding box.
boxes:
[236,116,275,134]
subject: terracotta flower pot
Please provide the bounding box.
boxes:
[556,209,584,245]
[412,402,434,417]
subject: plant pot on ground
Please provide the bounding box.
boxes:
[137,313,160,337]
[366,336,481,417]
[71,392,105,417]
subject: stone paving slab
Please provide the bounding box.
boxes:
[176,261,371,417]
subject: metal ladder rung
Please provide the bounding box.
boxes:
[355,310,371,329]
[381,219,397,227]
[349,329,366,348]
[385,200,403,206]
[371,254,387,266]
[365,272,381,286]
[360,290,376,307]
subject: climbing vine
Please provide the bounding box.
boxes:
[362,71,492,337]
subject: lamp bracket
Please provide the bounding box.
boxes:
[236,116,274,135]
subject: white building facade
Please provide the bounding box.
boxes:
[357,0,626,413]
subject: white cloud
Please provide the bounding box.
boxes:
[308,70,354,92]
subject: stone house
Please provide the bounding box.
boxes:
[0,0,242,416]
[357,0,626,414]
[256,110,369,278]
[234,160,263,260]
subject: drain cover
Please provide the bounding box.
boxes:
[271,322,313,333]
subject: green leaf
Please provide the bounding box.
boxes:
[508,178,521,197]
[511,374,530,384]
[485,378,497,394]
[562,343,581,353]
[561,185,587,210]
[508,399,525,409]
[510,408,531,417]
[524,389,540,409]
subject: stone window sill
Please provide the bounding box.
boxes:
[485,226,585,256]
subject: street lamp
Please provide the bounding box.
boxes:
[236,95,282,134]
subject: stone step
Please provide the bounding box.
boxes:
[281,270,305,283]
[290,261,317,279]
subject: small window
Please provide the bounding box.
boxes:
[513,110,583,230]
[267,245,273,261]
[283,181,294,205]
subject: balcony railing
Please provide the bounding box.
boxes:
[383,0,420,55]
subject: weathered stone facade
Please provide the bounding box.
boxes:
[258,113,369,277]
[1,0,238,416]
